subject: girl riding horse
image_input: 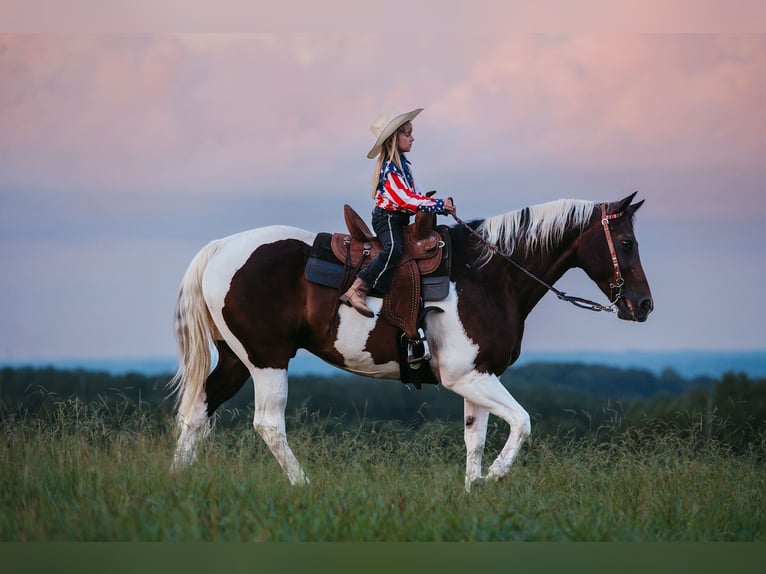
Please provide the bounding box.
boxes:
[341,108,456,317]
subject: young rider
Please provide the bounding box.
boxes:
[341,108,456,317]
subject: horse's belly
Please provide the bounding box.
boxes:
[331,303,401,380]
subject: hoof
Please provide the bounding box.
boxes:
[465,476,488,493]
[288,471,311,487]
[170,453,197,474]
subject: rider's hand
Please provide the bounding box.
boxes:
[444,197,457,215]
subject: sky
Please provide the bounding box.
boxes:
[0,33,765,362]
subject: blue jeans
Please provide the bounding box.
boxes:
[357,208,411,295]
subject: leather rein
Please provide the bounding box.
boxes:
[450,203,625,313]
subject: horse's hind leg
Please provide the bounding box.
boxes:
[463,399,490,491]
[172,341,250,472]
[172,395,208,472]
[204,340,251,415]
[251,367,309,486]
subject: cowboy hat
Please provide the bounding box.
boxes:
[366,108,423,159]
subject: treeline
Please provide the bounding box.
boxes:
[1,364,765,450]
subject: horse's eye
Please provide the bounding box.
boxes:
[621,239,634,251]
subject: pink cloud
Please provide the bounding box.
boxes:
[430,35,766,171]
[0,34,763,207]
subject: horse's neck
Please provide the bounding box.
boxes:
[527,247,577,308]
[496,226,583,319]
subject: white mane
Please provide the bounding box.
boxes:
[477,199,595,261]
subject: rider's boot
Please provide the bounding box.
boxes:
[340,277,375,318]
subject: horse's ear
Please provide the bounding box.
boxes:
[617,191,638,213]
[626,199,645,216]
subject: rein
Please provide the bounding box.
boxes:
[450,203,625,313]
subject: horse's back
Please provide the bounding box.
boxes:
[201,225,315,307]
[214,225,315,256]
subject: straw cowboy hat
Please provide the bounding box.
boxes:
[366,108,423,159]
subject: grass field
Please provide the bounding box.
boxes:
[2,399,764,541]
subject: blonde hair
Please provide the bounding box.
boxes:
[370,123,409,198]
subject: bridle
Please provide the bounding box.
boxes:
[599,203,625,308]
[450,202,626,313]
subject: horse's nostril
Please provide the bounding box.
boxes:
[640,298,654,312]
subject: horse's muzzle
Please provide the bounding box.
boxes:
[618,296,653,322]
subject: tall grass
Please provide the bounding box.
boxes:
[1,399,764,541]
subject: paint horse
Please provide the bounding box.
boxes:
[170,193,652,491]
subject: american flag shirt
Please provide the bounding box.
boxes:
[374,155,446,214]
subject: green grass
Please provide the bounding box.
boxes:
[1,399,764,541]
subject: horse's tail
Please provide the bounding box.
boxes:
[168,239,223,424]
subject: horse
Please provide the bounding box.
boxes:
[169,192,653,491]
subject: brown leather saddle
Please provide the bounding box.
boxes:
[332,205,449,339]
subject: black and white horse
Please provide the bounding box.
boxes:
[170,193,652,491]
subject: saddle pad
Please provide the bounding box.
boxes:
[304,257,344,290]
[305,257,450,301]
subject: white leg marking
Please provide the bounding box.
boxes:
[425,285,531,490]
[171,391,209,472]
[483,388,530,482]
[463,399,489,492]
[252,368,309,486]
[443,371,531,491]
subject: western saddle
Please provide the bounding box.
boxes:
[331,205,449,357]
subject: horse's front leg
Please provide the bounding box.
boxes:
[463,398,489,492]
[443,371,531,491]
[483,382,531,484]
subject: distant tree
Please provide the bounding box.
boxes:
[2,366,763,450]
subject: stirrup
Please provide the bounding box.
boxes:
[407,328,431,364]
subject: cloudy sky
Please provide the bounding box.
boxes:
[1,33,764,362]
